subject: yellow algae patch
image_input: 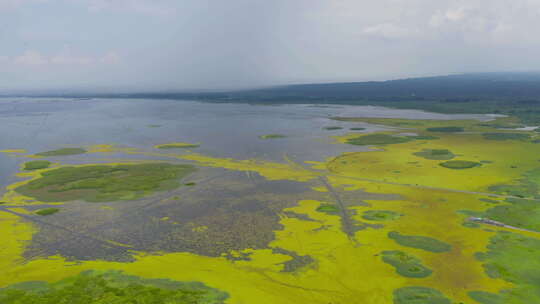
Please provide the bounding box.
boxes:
[191,225,209,233]
[180,153,319,182]
[155,142,200,149]
[329,131,540,194]
[0,149,27,154]
[332,116,523,132]
[331,178,512,296]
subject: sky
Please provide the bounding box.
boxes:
[1,0,540,92]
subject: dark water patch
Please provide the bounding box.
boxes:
[23,169,324,260]
[282,211,318,222]
[272,247,315,273]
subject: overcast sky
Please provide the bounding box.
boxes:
[1,0,540,92]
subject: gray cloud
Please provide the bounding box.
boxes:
[1,0,540,92]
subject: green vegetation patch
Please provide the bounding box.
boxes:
[24,160,51,170]
[0,270,228,304]
[35,208,59,216]
[156,143,200,149]
[439,160,482,169]
[35,148,86,157]
[349,127,366,131]
[488,168,540,199]
[362,210,401,221]
[15,163,196,203]
[482,132,531,141]
[259,134,287,139]
[406,135,439,140]
[346,134,412,146]
[426,126,464,133]
[482,198,540,231]
[388,231,452,253]
[316,203,340,214]
[468,291,503,304]
[323,126,344,130]
[393,286,451,304]
[413,149,454,160]
[474,232,540,303]
[381,251,432,278]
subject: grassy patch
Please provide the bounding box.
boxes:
[345,134,412,146]
[23,160,51,170]
[316,203,340,214]
[362,210,401,221]
[474,232,540,303]
[406,135,439,140]
[259,134,286,139]
[439,160,482,169]
[16,163,196,203]
[381,251,432,278]
[394,286,451,304]
[388,231,452,253]
[323,126,343,130]
[483,198,540,231]
[35,208,59,216]
[482,132,531,141]
[426,126,464,133]
[36,148,86,157]
[413,149,454,160]
[155,142,200,149]
[0,270,228,304]
[468,291,503,304]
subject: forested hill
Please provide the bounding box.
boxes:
[230,72,540,101]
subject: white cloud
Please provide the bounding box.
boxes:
[10,50,121,67]
[362,23,418,39]
[100,51,121,64]
[85,0,174,16]
[14,50,48,65]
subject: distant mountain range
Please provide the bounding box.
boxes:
[229,72,540,102]
[4,72,540,102]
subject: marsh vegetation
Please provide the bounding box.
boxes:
[16,163,196,202]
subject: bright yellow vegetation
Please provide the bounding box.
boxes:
[1,116,540,303]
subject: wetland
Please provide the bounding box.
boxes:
[1,97,540,303]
